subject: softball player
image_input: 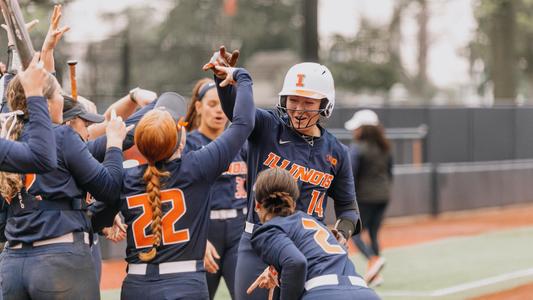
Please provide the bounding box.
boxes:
[92,67,254,300]
[0,58,128,299]
[206,51,361,299]
[0,54,56,173]
[250,168,380,300]
[184,78,247,299]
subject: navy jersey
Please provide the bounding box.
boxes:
[251,211,358,299]
[2,124,123,244]
[215,80,358,227]
[0,96,57,173]
[94,68,255,264]
[185,130,247,210]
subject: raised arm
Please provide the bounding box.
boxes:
[193,68,255,182]
[64,116,127,205]
[0,54,57,173]
[251,224,308,300]
[87,99,157,161]
[40,5,69,73]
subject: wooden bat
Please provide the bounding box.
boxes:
[0,0,35,70]
[68,60,78,101]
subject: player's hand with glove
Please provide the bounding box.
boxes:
[203,240,220,274]
[105,109,130,149]
[202,45,239,79]
[18,53,48,97]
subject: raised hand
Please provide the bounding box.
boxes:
[18,52,47,97]
[131,88,158,107]
[105,109,128,149]
[202,46,239,79]
[214,65,236,87]
[41,5,70,52]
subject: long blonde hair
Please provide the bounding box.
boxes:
[0,74,57,201]
[134,109,179,261]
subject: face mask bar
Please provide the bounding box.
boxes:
[276,104,325,129]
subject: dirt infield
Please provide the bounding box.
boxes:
[101,203,533,297]
[471,282,533,300]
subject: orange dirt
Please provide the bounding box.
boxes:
[101,203,533,296]
[470,282,533,300]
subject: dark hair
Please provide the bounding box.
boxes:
[357,125,391,153]
[184,78,214,132]
[255,168,299,218]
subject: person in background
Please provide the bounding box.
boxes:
[344,109,393,287]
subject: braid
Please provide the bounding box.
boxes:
[138,164,169,262]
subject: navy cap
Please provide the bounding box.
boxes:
[154,92,187,121]
[62,95,105,124]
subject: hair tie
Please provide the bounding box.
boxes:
[197,82,216,101]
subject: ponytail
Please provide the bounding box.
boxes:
[138,164,169,262]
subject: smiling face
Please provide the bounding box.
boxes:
[285,95,322,136]
[195,88,228,133]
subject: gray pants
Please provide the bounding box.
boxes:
[0,235,99,300]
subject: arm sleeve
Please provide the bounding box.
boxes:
[328,145,360,234]
[0,96,57,173]
[215,74,277,143]
[387,154,394,180]
[63,130,123,205]
[87,100,157,161]
[251,225,307,300]
[193,69,255,182]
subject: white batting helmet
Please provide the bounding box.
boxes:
[278,62,335,118]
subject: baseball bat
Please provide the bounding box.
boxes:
[0,0,35,70]
[68,60,78,101]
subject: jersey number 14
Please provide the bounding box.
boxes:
[127,189,190,249]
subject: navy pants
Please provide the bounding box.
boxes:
[234,231,274,300]
[352,202,388,259]
[121,271,209,300]
[302,286,380,300]
[206,213,245,299]
[0,236,99,300]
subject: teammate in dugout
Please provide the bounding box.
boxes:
[91,66,255,300]
[184,78,248,299]
[204,47,361,300]
[251,168,379,300]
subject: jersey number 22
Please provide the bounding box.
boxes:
[127,188,190,248]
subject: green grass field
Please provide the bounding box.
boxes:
[102,226,533,300]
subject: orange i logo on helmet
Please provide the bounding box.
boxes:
[296,74,306,87]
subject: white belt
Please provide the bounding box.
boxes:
[305,274,368,291]
[244,221,257,234]
[10,232,90,249]
[128,260,199,275]
[210,207,247,220]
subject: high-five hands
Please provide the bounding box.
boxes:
[202,46,239,79]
